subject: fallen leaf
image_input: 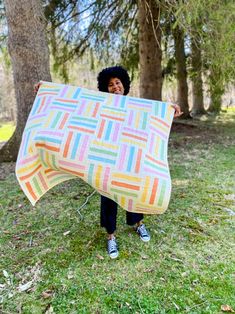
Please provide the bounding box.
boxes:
[173,302,180,310]
[181,272,187,277]
[45,305,55,314]
[42,290,53,299]
[221,305,234,312]
[18,281,33,292]
[96,254,104,260]
[86,240,92,247]
[125,302,132,309]
[141,254,148,260]
[224,194,235,201]
[169,255,184,263]
[3,270,9,278]
[143,268,154,273]
[8,292,14,298]
[67,271,74,279]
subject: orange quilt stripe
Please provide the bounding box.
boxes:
[59,112,69,129]
[25,182,37,200]
[98,119,105,138]
[149,178,159,204]
[19,164,42,181]
[38,96,46,113]
[37,92,57,96]
[122,132,147,142]
[56,98,78,103]
[111,180,140,191]
[63,131,73,158]
[35,143,60,152]
[68,126,95,134]
[100,114,124,121]
[135,149,142,173]
[151,116,170,128]
[60,167,84,177]
[92,103,100,118]
[146,154,167,167]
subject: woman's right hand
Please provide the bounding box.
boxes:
[34,82,42,94]
[171,104,183,118]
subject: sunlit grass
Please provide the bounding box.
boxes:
[0,122,15,141]
[0,111,234,313]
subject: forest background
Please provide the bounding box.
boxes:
[0,0,234,159]
[0,1,234,313]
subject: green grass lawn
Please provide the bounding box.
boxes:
[0,122,15,142]
[0,112,234,313]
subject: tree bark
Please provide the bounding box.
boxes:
[191,39,206,116]
[138,0,162,100]
[208,92,222,113]
[0,0,51,162]
[208,69,224,113]
[173,25,190,118]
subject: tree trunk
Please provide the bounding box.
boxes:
[191,39,206,116]
[0,0,51,162]
[208,91,222,113]
[173,26,190,118]
[208,69,224,113]
[138,0,162,100]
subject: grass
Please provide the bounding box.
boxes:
[0,111,234,313]
[0,122,15,142]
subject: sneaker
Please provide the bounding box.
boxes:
[107,237,119,259]
[136,224,150,242]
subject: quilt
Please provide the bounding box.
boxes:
[15,81,174,214]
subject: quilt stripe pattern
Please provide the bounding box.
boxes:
[16,81,174,214]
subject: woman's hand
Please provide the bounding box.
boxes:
[34,82,42,94]
[171,104,183,118]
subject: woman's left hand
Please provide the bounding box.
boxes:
[171,104,183,118]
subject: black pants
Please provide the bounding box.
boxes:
[100,195,143,234]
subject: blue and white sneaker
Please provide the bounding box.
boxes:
[136,224,150,242]
[107,237,119,259]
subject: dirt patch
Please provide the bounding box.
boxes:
[0,162,16,180]
[171,122,198,133]
[171,121,224,141]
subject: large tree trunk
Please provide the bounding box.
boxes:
[173,26,190,118]
[0,0,51,162]
[191,39,206,116]
[208,91,222,113]
[138,0,162,100]
[208,69,224,113]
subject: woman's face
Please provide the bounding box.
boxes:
[108,77,124,95]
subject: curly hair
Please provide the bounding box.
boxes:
[97,66,131,95]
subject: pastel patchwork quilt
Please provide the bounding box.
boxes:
[15,81,174,214]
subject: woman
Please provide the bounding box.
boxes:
[97,66,150,259]
[97,66,182,259]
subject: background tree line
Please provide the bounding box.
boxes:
[0,0,234,162]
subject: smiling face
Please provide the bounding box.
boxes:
[107,77,125,95]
